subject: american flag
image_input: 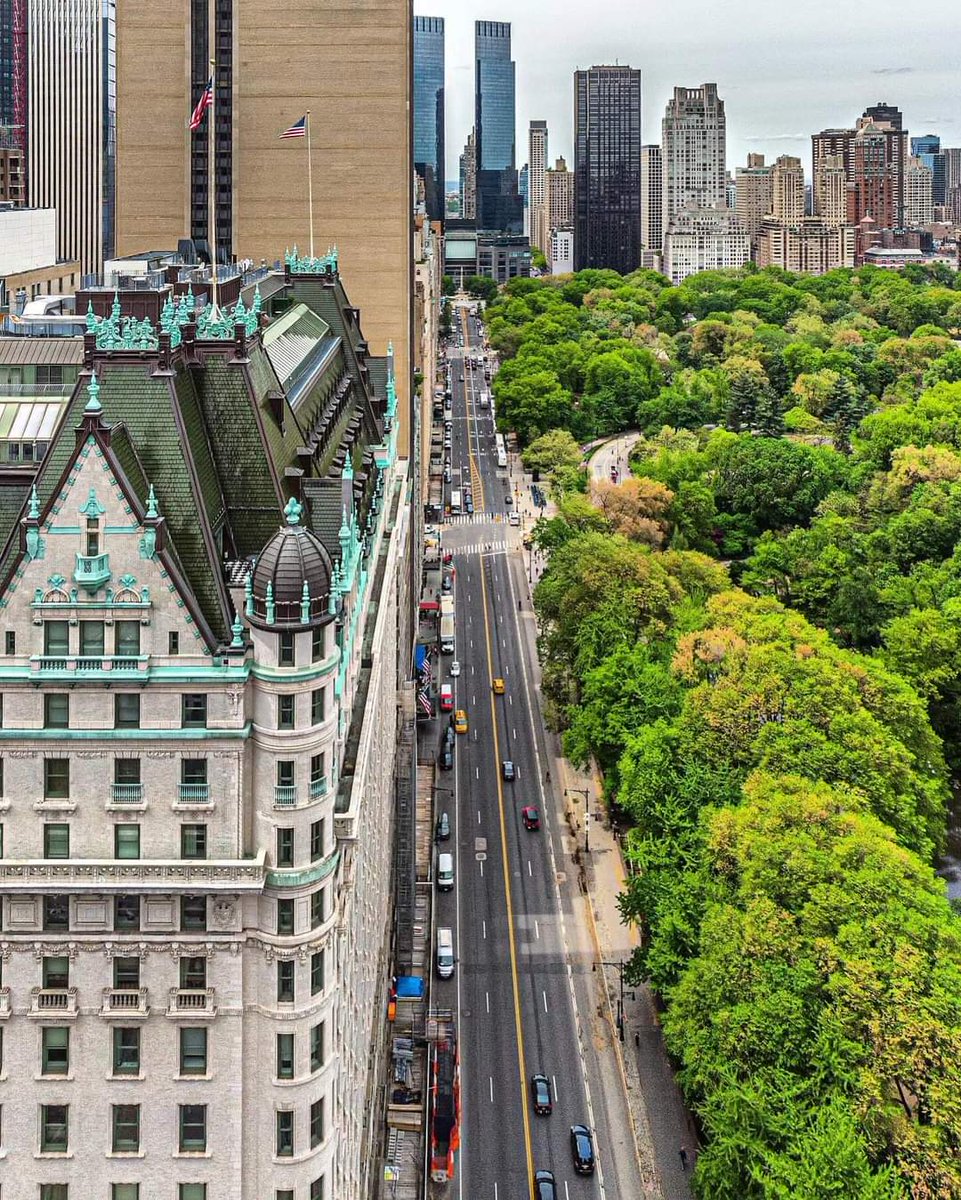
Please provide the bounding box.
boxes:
[279,115,308,140]
[417,689,433,718]
[188,78,213,132]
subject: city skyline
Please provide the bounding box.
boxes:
[413,0,961,181]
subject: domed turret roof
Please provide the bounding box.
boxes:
[249,497,333,629]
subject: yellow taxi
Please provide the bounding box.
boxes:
[492,678,505,695]
[453,709,469,734]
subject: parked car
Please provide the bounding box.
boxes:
[442,574,453,593]
[531,1074,552,1115]
[439,684,454,713]
[502,759,515,781]
[534,1171,556,1200]
[449,660,461,677]
[435,812,450,842]
[522,805,540,831]
[439,744,453,771]
[570,1125,596,1175]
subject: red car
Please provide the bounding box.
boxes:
[439,684,454,713]
[522,806,540,831]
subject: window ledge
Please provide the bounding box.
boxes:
[173,1150,212,1158]
[32,800,77,813]
[106,1073,145,1082]
[174,1073,212,1082]
[34,1151,74,1159]
[35,1073,74,1082]
[107,1149,145,1158]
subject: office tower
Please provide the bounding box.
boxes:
[904,155,933,226]
[662,83,727,228]
[912,134,945,206]
[735,153,773,249]
[814,153,850,225]
[528,120,549,252]
[26,0,116,273]
[460,129,477,221]
[944,148,961,221]
[641,145,662,251]
[0,0,16,137]
[573,65,642,273]
[771,155,805,223]
[474,20,522,233]
[114,1,412,453]
[852,112,907,229]
[0,261,407,1200]
[414,16,445,223]
[726,172,737,211]
[547,156,575,230]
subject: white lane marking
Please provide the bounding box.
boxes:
[509,695,513,706]
[479,860,484,878]
[482,920,487,939]
[486,991,490,1014]
[542,990,549,1013]
[475,767,480,779]
[490,1076,494,1103]
[478,810,481,824]
[564,1183,570,1200]
[528,860,532,877]
[513,727,517,739]
[553,1075,558,1104]
[535,920,540,940]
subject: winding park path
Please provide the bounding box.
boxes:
[586,430,643,494]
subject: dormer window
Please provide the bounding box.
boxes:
[85,516,100,557]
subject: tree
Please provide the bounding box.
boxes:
[592,477,675,547]
[492,367,573,445]
[520,429,584,478]
[441,275,456,297]
[465,275,499,304]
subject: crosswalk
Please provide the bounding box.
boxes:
[451,538,509,556]
[443,512,506,526]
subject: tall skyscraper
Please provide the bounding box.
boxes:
[27,0,116,273]
[662,83,727,228]
[641,145,662,251]
[912,134,945,206]
[735,153,773,249]
[573,65,642,274]
[813,153,850,226]
[474,20,521,233]
[770,155,805,223]
[459,128,477,220]
[528,120,549,252]
[944,148,961,221]
[414,16,445,223]
[0,0,17,138]
[114,1,412,452]
[852,112,907,229]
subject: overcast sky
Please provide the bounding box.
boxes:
[415,0,961,183]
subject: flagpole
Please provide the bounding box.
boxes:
[306,111,314,259]
[208,55,218,316]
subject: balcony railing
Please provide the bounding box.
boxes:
[274,784,297,807]
[31,655,148,674]
[29,986,79,1020]
[74,551,111,592]
[310,777,328,800]
[178,783,210,804]
[111,782,144,804]
[0,986,9,1020]
[166,987,217,1019]
[101,987,150,1019]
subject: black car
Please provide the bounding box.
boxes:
[531,1074,552,1116]
[502,760,515,781]
[505,493,513,506]
[439,745,453,771]
[534,1171,556,1200]
[435,812,451,842]
[570,1124,595,1175]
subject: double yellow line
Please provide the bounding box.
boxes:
[460,307,486,512]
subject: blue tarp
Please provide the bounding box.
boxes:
[395,976,425,1000]
[416,645,428,672]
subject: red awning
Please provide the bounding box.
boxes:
[420,599,440,612]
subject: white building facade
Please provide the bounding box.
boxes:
[664,206,750,284]
[549,228,574,274]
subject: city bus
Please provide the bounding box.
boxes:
[495,434,507,469]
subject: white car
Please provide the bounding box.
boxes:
[508,512,520,527]
[449,661,461,677]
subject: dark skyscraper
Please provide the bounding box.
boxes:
[574,65,642,273]
[474,19,522,234]
[414,15,445,223]
[913,133,946,206]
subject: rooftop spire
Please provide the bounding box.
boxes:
[84,373,102,415]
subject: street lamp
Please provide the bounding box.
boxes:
[593,959,627,1041]
[565,786,590,854]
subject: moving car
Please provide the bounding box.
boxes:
[502,759,515,781]
[570,1125,596,1175]
[454,709,468,735]
[522,805,540,831]
[439,684,454,712]
[508,512,520,526]
[492,677,505,695]
[449,660,461,677]
[534,1171,556,1200]
[442,574,453,593]
[504,493,513,506]
[465,498,474,514]
[435,812,450,842]
[531,1074,552,1116]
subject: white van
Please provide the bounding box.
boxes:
[436,927,454,978]
[437,852,454,891]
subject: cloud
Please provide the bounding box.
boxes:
[872,66,914,75]
[743,133,806,141]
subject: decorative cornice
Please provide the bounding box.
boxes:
[0,852,266,892]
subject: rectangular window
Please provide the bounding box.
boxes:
[114,895,140,931]
[276,828,294,868]
[180,957,206,989]
[276,1033,294,1079]
[276,960,294,1002]
[179,1028,208,1076]
[276,1110,294,1157]
[310,950,324,996]
[4,630,14,655]
[310,1179,324,1200]
[310,1098,324,1148]
[311,687,325,724]
[41,1026,69,1075]
[44,621,69,656]
[112,1186,140,1200]
[180,895,207,931]
[113,1027,140,1076]
[178,1188,206,1200]
[43,896,69,931]
[41,1187,68,1200]
[276,760,294,788]
[85,517,100,557]
[178,1104,207,1152]
[278,694,295,730]
[181,759,207,785]
[43,758,69,799]
[113,957,139,988]
[43,956,69,988]
[43,823,70,859]
[111,1103,140,1153]
[79,620,104,657]
[168,631,180,655]
[311,625,323,662]
[180,824,207,860]
[277,899,294,935]
[277,1192,294,1200]
[44,694,69,729]
[181,694,208,729]
[114,694,140,729]
[40,1103,68,1152]
[310,819,324,862]
[310,753,324,788]
[310,1022,324,1072]
[114,622,140,657]
[279,631,295,667]
[114,824,140,860]
[310,890,324,930]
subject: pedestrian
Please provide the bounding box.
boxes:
[679,1146,689,1171]
[545,769,551,783]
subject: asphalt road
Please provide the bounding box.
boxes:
[430,305,614,1200]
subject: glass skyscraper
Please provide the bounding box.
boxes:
[912,133,946,207]
[414,15,445,223]
[474,19,522,234]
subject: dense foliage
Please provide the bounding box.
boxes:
[527,264,961,1198]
